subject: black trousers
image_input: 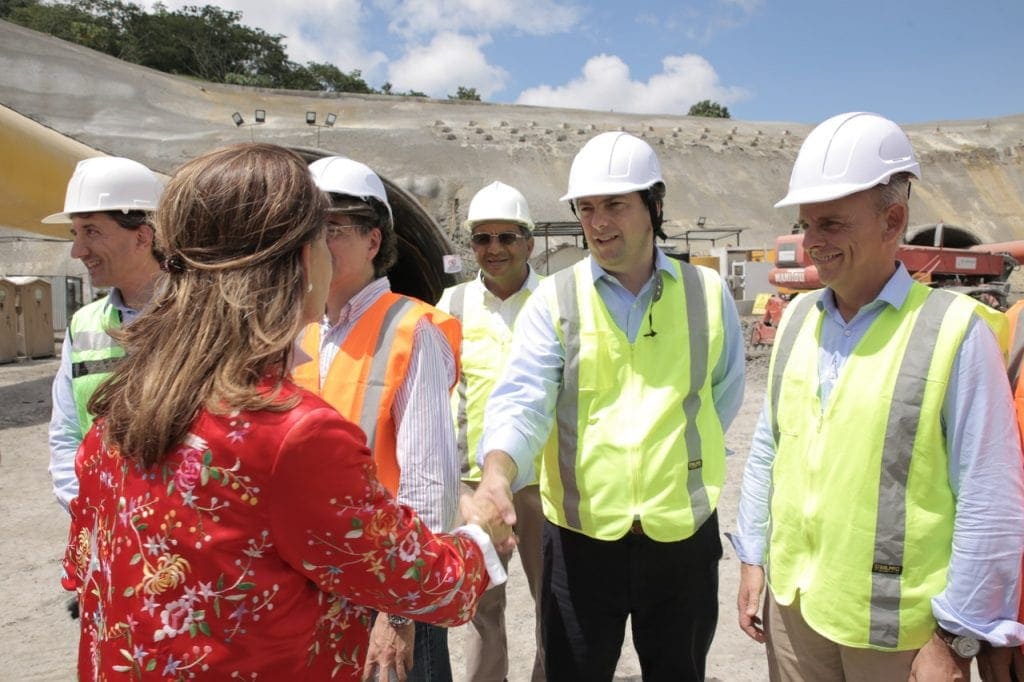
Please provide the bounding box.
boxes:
[541,512,722,682]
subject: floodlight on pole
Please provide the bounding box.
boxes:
[696,216,707,229]
[305,111,337,147]
[231,110,266,141]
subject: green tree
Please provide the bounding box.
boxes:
[1,0,395,94]
[302,63,374,93]
[448,85,481,101]
[6,0,133,57]
[688,99,730,119]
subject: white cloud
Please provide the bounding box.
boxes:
[516,53,749,115]
[386,32,509,98]
[376,0,582,37]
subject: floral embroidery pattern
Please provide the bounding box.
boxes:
[65,390,489,680]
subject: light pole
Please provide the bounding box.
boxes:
[231,109,266,141]
[305,111,337,147]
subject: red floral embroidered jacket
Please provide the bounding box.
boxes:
[63,382,490,680]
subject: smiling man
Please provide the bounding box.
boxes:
[465,132,746,680]
[733,112,1024,681]
[45,156,164,512]
[437,181,552,682]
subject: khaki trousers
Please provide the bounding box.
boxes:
[765,591,918,682]
[459,482,545,682]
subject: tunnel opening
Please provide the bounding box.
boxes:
[905,223,982,249]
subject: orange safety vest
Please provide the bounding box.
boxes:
[293,292,461,494]
[1008,300,1024,628]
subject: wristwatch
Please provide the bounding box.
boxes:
[936,627,982,658]
[386,614,413,628]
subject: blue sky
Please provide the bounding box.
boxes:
[144,0,1024,124]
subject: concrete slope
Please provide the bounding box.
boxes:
[3,19,1023,248]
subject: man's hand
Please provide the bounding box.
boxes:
[737,562,767,643]
[362,615,414,682]
[459,492,513,550]
[909,632,971,681]
[978,645,1024,682]
[465,450,518,553]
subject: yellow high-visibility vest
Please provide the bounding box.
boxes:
[438,279,555,483]
[767,283,988,650]
[69,297,123,432]
[539,258,725,541]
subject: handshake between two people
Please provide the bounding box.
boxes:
[458,450,520,554]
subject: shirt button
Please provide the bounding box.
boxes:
[844,330,852,337]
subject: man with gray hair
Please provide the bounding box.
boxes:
[733,112,1024,680]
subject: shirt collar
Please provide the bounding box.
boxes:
[587,246,680,286]
[819,262,912,315]
[322,277,391,330]
[106,288,137,314]
[474,265,541,299]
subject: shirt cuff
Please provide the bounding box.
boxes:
[933,595,1024,646]
[452,523,508,589]
[725,531,766,566]
[479,427,536,493]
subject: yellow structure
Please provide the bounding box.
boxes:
[0,104,103,238]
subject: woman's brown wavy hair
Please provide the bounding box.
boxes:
[89,143,328,466]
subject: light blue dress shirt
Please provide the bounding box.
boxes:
[48,289,140,512]
[732,264,1024,644]
[479,249,746,492]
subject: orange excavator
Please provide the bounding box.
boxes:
[750,223,1024,346]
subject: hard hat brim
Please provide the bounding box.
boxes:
[41,211,73,224]
[464,217,535,232]
[559,178,661,203]
[775,164,921,208]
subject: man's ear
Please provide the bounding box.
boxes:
[883,203,907,243]
[367,227,382,259]
[137,224,155,248]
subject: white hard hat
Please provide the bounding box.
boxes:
[42,156,163,223]
[465,181,534,231]
[560,131,663,202]
[308,156,394,225]
[775,112,921,208]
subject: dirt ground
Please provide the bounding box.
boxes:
[0,345,771,682]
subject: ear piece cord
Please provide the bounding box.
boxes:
[643,275,663,338]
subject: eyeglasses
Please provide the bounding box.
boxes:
[325,223,362,239]
[470,232,526,247]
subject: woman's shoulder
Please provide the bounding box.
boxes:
[229,381,366,445]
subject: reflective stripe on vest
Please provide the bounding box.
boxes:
[553,267,583,528]
[680,261,712,521]
[866,290,955,647]
[768,285,970,649]
[360,297,417,450]
[551,258,723,539]
[69,297,123,432]
[769,291,822,446]
[1009,302,1024,388]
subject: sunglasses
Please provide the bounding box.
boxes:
[470,232,526,247]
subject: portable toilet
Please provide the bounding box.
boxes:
[0,278,16,363]
[9,276,54,358]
